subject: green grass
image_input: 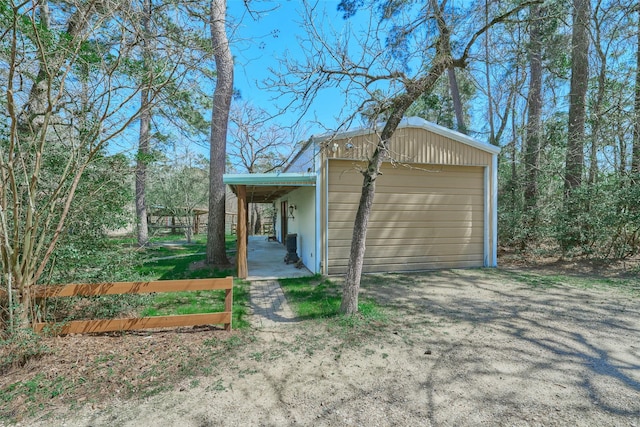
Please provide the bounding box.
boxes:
[231,281,251,329]
[47,233,250,328]
[132,234,250,329]
[143,244,206,258]
[0,373,70,418]
[135,253,230,280]
[278,276,389,356]
[139,282,251,329]
[279,275,386,323]
[140,290,226,316]
[279,275,341,319]
[144,234,208,257]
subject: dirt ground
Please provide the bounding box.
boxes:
[4,267,640,426]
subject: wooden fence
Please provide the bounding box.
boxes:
[31,277,233,335]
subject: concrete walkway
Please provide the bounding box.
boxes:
[246,236,312,281]
[249,280,298,328]
[246,236,312,327]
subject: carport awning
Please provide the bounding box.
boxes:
[224,172,316,203]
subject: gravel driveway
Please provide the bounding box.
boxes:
[24,269,640,426]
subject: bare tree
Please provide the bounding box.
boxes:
[147,149,209,243]
[1,1,133,330]
[274,0,539,314]
[447,67,466,133]
[228,102,302,234]
[206,0,233,266]
[228,102,300,174]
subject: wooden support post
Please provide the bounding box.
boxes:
[237,185,248,279]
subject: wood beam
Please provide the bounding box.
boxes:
[33,312,232,335]
[31,277,233,298]
[237,184,248,279]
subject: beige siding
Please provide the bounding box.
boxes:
[327,160,484,274]
[327,127,492,166]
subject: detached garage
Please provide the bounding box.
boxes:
[225,117,500,278]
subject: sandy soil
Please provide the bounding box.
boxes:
[10,269,640,426]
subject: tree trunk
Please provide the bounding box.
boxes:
[19,1,99,135]
[135,88,151,247]
[135,0,152,247]
[253,205,262,235]
[589,8,609,185]
[484,0,495,145]
[206,0,232,266]
[510,54,520,205]
[564,0,590,197]
[524,4,543,212]
[447,67,466,133]
[341,146,384,314]
[249,203,256,236]
[562,0,590,251]
[341,0,451,315]
[340,83,443,316]
[18,1,50,134]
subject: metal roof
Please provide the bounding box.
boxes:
[223,172,316,203]
[312,116,501,155]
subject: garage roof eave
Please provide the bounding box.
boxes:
[312,116,502,156]
[223,172,316,186]
[224,172,316,203]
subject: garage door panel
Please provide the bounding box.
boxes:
[329,193,484,207]
[328,222,483,235]
[328,227,482,242]
[327,160,485,275]
[328,163,484,182]
[334,174,484,189]
[329,209,480,223]
[329,188,484,205]
[327,256,483,275]
[328,242,483,259]
[329,236,483,247]
[330,185,483,196]
[329,176,483,192]
[368,202,480,212]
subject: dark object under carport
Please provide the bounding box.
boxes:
[284,233,300,264]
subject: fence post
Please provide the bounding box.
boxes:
[224,276,233,331]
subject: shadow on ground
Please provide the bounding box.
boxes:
[358,269,640,423]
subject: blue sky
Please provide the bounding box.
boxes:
[227,0,359,138]
[111,1,351,159]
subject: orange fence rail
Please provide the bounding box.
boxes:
[31,277,233,335]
